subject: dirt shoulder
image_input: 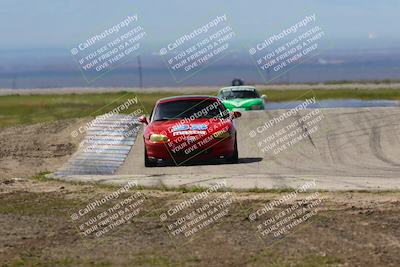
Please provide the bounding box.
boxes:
[0,178,399,267]
[0,119,88,180]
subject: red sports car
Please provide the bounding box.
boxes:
[138,95,241,167]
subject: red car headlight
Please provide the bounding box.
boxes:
[212,130,231,139]
[149,134,169,142]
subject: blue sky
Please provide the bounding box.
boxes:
[0,0,399,49]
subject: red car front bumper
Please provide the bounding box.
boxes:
[144,135,235,162]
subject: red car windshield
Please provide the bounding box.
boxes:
[151,99,228,122]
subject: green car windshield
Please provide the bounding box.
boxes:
[219,90,259,100]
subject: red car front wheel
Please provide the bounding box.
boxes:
[226,137,238,164]
[144,147,156,167]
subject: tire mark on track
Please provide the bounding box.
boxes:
[369,126,400,166]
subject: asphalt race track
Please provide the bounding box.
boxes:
[55,107,400,191]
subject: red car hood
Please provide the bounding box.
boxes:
[147,118,231,139]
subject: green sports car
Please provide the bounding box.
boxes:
[217,86,266,111]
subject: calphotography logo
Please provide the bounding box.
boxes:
[249,180,324,245]
[68,181,150,242]
[159,180,236,246]
[160,14,237,83]
[249,91,328,156]
[248,13,329,83]
[70,97,142,138]
[70,14,147,82]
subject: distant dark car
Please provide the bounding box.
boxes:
[231,78,244,86]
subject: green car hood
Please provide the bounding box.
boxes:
[222,98,263,110]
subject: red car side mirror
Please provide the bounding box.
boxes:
[231,111,242,119]
[138,115,148,125]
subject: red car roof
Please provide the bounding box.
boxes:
[156,95,220,104]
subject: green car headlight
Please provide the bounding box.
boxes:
[150,134,169,142]
[213,130,231,139]
[250,105,262,110]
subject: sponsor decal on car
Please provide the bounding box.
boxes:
[191,124,208,130]
[171,125,190,132]
[172,130,207,136]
